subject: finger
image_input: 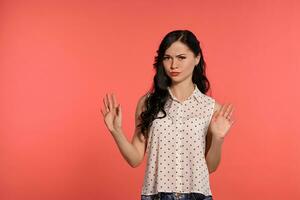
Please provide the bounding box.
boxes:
[119,104,122,121]
[112,93,118,108]
[218,104,227,117]
[117,103,121,116]
[106,93,112,110]
[212,109,219,120]
[224,104,233,118]
[109,93,115,109]
[103,96,109,112]
[222,103,231,117]
[104,96,109,112]
[100,108,105,117]
[228,106,234,119]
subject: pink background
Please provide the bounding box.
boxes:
[1,0,299,199]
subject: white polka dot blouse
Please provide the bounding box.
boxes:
[141,83,216,196]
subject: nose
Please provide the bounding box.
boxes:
[170,59,178,69]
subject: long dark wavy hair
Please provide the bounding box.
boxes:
[137,30,211,140]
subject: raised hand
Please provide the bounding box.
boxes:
[208,103,235,139]
[100,93,122,135]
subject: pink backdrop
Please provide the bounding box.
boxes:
[1,0,299,199]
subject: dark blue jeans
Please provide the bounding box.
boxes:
[141,192,213,200]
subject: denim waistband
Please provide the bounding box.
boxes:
[141,192,213,200]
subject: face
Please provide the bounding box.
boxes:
[162,41,200,84]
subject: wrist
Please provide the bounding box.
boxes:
[111,127,123,136]
[212,135,225,143]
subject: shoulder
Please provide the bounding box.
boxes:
[204,95,221,113]
[136,92,150,114]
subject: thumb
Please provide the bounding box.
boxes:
[212,110,218,121]
[117,104,121,116]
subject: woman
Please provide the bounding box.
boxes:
[101,30,235,200]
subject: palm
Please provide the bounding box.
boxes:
[209,116,231,138]
[101,93,122,134]
[208,103,234,139]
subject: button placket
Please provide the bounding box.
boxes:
[175,103,183,192]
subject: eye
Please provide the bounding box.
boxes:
[178,56,186,60]
[163,57,170,60]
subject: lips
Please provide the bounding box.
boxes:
[170,72,180,76]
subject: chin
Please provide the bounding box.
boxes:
[171,78,183,84]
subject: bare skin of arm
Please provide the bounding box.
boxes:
[101,93,148,168]
[205,101,223,173]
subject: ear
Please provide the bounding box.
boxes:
[195,53,201,66]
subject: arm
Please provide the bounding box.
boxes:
[205,100,234,173]
[111,94,148,168]
[205,101,223,174]
[205,129,224,173]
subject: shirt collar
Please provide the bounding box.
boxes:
[167,83,203,104]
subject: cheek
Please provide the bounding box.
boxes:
[163,64,169,73]
[162,61,170,69]
[182,60,195,72]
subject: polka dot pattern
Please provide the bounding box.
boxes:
[141,84,215,196]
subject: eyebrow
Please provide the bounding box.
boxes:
[163,54,186,57]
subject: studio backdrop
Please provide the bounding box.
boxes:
[1,0,299,199]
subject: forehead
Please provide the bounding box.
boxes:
[164,41,192,55]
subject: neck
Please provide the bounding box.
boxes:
[169,81,195,102]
